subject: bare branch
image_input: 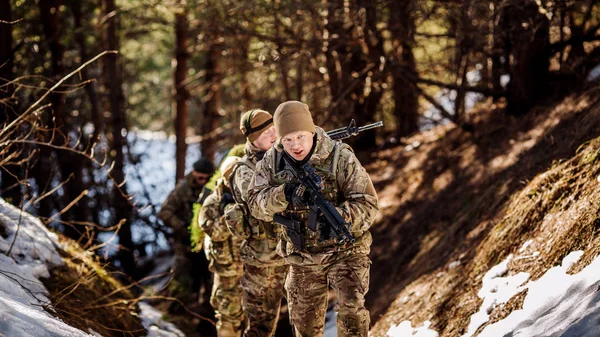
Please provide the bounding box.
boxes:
[0,51,116,139]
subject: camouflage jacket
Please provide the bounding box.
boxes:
[229,141,286,267]
[247,127,379,264]
[199,178,243,276]
[158,173,204,244]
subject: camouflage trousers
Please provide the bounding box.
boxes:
[285,253,371,337]
[211,271,245,337]
[241,264,288,337]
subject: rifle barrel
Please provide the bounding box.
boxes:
[357,121,384,132]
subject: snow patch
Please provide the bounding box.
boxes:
[587,64,600,82]
[0,199,186,337]
[387,320,438,337]
[477,250,600,337]
[448,260,461,269]
[462,254,530,337]
[0,199,93,337]
[519,240,533,253]
[138,302,185,337]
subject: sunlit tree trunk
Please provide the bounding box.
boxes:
[174,9,189,181]
[102,0,135,276]
[0,0,21,206]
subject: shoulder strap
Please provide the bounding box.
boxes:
[228,157,255,204]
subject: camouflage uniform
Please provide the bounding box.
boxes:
[228,141,288,337]
[158,173,211,304]
[248,127,379,337]
[199,178,245,337]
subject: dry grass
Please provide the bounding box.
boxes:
[366,91,600,337]
[43,237,146,337]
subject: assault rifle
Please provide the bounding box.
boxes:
[273,119,383,250]
[327,119,384,141]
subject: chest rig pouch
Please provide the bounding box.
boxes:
[273,142,344,253]
[229,158,282,240]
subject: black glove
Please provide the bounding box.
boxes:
[220,192,235,213]
[284,183,311,208]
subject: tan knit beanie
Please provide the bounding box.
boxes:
[220,156,240,181]
[239,109,273,143]
[273,101,316,138]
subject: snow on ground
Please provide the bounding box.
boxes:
[0,198,92,337]
[387,320,438,337]
[138,302,185,337]
[387,249,600,337]
[462,254,530,337]
[478,251,600,337]
[0,198,186,337]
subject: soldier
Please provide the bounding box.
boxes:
[158,158,215,308]
[199,156,245,337]
[247,101,379,337]
[227,109,289,337]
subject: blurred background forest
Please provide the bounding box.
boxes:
[1,0,599,279]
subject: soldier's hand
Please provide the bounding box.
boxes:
[219,192,235,213]
[284,183,311,208]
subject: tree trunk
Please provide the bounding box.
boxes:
[274,6,291,101]
[102,0,135,276]
[39,0,91,240]
[174,11,189,181]
[353,0,384,150]
[240,40,253,108]
[491,0,507,99]
[505,0,550,116]
[0,0,21,206]
[199,38,222,162]
[71,0,102,143]
[38,0,65,130]
[388,0,419,138]
[34,0,66,223]
[323,0,343,118]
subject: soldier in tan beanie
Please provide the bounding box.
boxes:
[248,100,379,337]
[228,109,289,337]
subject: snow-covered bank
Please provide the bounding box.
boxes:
[0,199,185,337]
[0,198,92,337]
[386,249,600,337]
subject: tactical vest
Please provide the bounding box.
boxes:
[229,157,284,239]
[272,142,346,253]
[204,182,243,276]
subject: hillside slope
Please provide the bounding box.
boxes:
[366,91,600,336]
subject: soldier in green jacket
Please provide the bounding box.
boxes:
[158,158,215,307]
[199,156,245,337]
[247,101,379,337]
[227,109,289,337]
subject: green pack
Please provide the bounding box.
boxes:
[188,143,246,252]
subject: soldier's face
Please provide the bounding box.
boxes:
[281,130,314,161]
[191,171,211,186]
[253,126,277,151]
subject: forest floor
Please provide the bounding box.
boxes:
[365,87,600,336]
